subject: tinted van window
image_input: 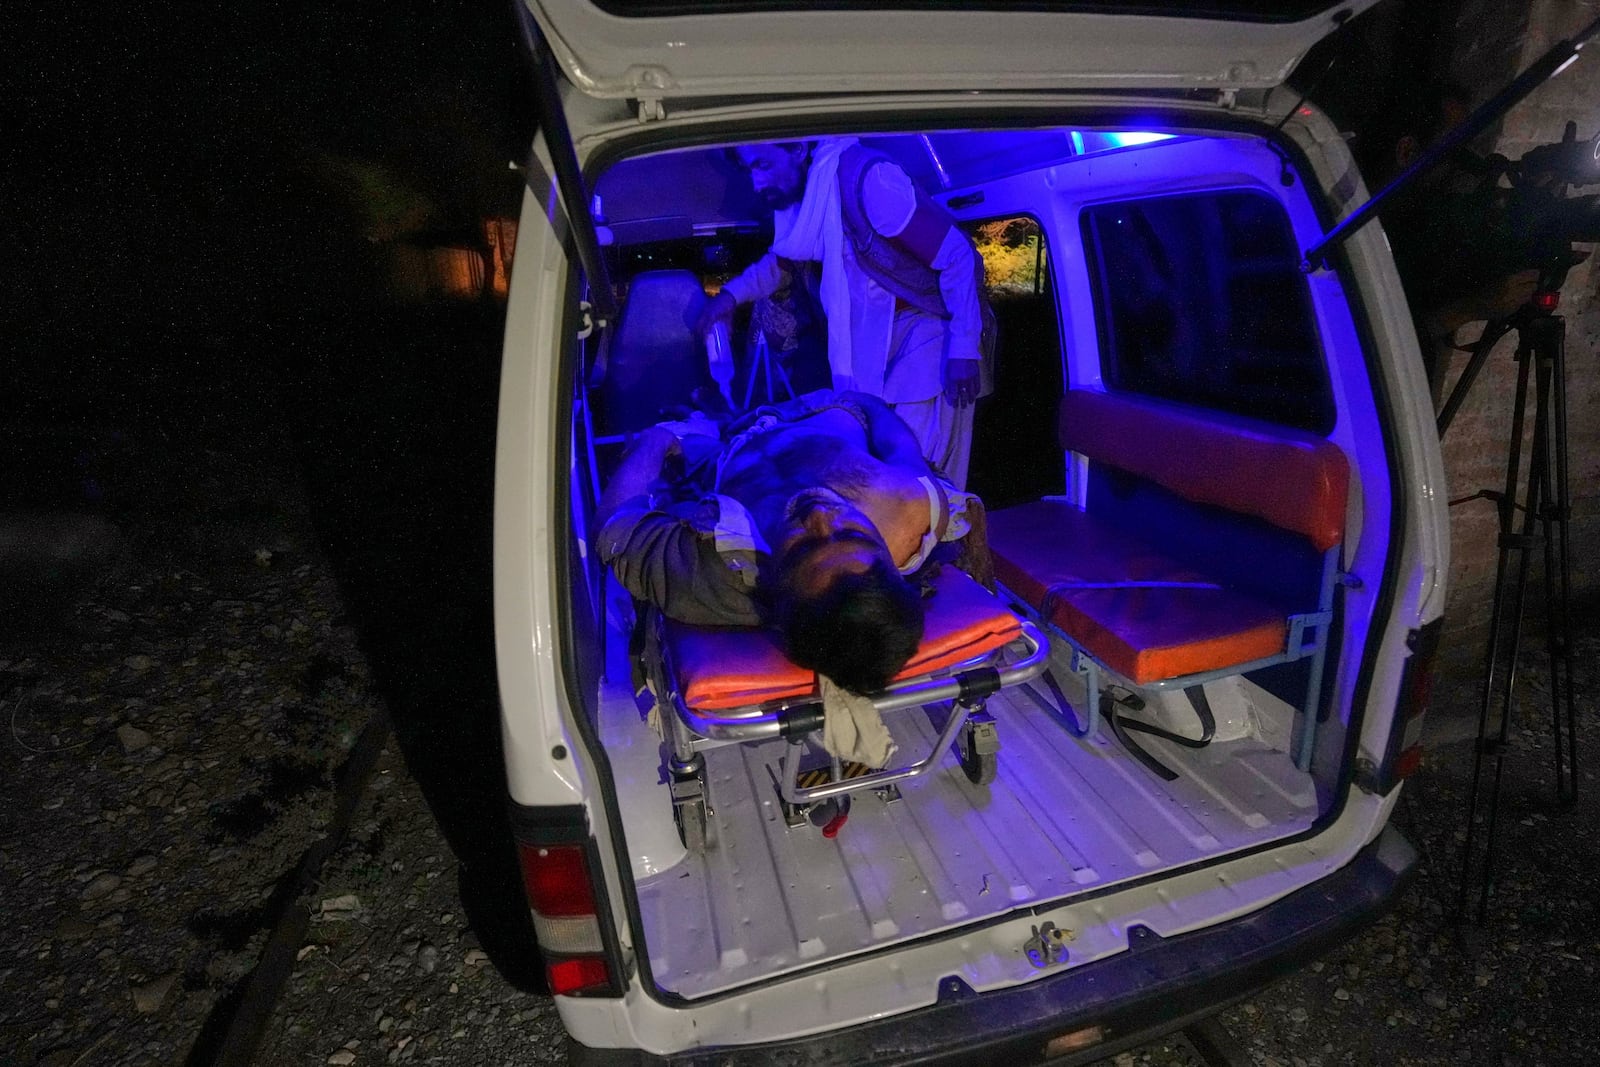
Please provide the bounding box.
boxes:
[1081,190,1333,433]
[967,215,1064,507]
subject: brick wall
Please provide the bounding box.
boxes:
[1431,0,1600,676]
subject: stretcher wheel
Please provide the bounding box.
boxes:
[958,716,999,785]
[674,796,710,852]
[960,746,997,786]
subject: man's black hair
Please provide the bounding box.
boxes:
[773,558,924,695]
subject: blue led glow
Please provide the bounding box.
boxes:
[1104,131,1175,148]
[1073,130,1176,155]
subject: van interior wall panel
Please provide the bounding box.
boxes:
[597,644,1316,1000]
[564,122,1395,1003]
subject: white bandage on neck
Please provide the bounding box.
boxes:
[818,674,897,768]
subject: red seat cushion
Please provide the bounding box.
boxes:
[1059,391,1349,552]
[666,566,1022,713]
[987,500,1288,685]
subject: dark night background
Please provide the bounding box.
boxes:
[9,0,544,995]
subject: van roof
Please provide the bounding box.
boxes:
[592,129,1179,231]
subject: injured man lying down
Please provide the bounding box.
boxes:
[596,389,993,766]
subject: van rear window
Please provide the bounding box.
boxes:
[1081,190,1334,435]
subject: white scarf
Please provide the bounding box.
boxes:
[819,673,898,768]
[770,138,868,392]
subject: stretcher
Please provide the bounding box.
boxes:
[644,565,1050,851]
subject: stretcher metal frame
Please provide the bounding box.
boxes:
[647,611,1051,849]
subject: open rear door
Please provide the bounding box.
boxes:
[526,0,1379,102]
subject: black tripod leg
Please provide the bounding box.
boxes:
[1438,320,1515,437]
[1533,344,1566,805]
[1452,313,1582,923]
[1476,349,1553,924]
[1458,335,1537,924]
[1539,316,1578,805]
[1553,319,1577,803]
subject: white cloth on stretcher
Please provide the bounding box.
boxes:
[819,674,898,768]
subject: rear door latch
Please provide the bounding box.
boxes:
[1023,921,1072,968]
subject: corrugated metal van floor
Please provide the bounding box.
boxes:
[625,681,1317,1000]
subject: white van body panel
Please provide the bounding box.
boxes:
[527,0,1382,100]
[1279,100,1452,625]
[495,157,592,810]
[495,75,1448,1051]
[495,161,658,1026]
[555,789,1398,1053]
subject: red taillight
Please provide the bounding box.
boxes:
[1376,622,1442,792]
[519,843,596,917]
[1393,745,1425,779]
[546,955,613,997]
[517,840,618,997]
[1535,290,1561,312]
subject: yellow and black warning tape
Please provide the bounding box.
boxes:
[794,761,878,789]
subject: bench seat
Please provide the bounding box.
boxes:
[986,500,1287,686]
[985,389,1349,769]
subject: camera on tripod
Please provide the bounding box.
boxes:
[1449,121,1600,298]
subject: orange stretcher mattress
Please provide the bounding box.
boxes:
[664,566,1023,713]
[987,500,1288,685]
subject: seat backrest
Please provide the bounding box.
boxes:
[1058,390,1349,552]
[595,270,710,436]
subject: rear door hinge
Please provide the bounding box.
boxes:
[1232,87,1273,113]
[627,64,673,121]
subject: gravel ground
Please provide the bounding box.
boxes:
[253,737,568,1067]
[2,412,384,1066]
[4,322,1597,1066]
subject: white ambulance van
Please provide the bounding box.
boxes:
[493,2,1449,1061]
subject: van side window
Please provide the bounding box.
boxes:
[971,216,1049,296]
[1080,191,1334,434]
[965,215,1066,507]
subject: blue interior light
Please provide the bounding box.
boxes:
[1105,132,1174,148]
[1074,130,1175,154]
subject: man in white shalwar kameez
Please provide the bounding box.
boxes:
[697,138,992,489]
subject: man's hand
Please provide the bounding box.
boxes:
[943,358,980,408]
[695,291,737,336]
[596,426,683,528]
